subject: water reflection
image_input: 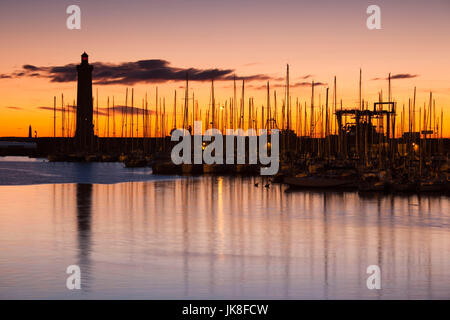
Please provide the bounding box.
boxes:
[0,176,449,299]
[76,184,92,292]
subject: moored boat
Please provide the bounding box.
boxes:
[284,175,358,189]
[181,164,203,175]
[124,157,148,168]
[418,180,447,192]
[391,181,417,193]
[152,161,181,175]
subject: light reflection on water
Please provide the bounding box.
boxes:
[0,157,168,185]
[0,175,449,299]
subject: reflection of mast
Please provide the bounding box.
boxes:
[207,178,217,295]
[322,193,329,299]
[376,197,383,299]
[76,183,93,291]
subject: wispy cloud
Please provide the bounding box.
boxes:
[37,105,77,113]
[2,59,271,85]
[37,104,156,117]
[372,73,419,80]
[4,106,23,110]
[291,81,327,88]
[249,81,327,90]
[242,62,261,67]
[102,105,157,116]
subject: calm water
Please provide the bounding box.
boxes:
[0,156,170,185]
[0,157,449,299]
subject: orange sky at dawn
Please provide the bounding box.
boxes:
[0,0,449,137]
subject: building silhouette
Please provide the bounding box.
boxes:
[75,52,94,150]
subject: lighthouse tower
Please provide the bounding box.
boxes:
[75,52,94,149]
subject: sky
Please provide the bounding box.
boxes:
[0,0,449,137]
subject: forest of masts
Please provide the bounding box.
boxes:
[52,65,446,154]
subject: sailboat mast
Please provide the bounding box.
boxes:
[53,96,56,138]
[286,64,290,131]
[96,88,99,136]
[311,80,315,137]
[267,81,270,131]
[184,73,189,130]
[211,78,215,129]
[61,94,65,138]
[173,90,177,129]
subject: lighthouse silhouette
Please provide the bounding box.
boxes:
[75,52,95,150]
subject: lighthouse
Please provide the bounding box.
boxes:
[75,52,94,149]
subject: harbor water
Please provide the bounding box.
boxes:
[0,157,449,299]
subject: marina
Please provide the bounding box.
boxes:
[2,57,448,194]
[1,0,450,304]
[0,161,449,299]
